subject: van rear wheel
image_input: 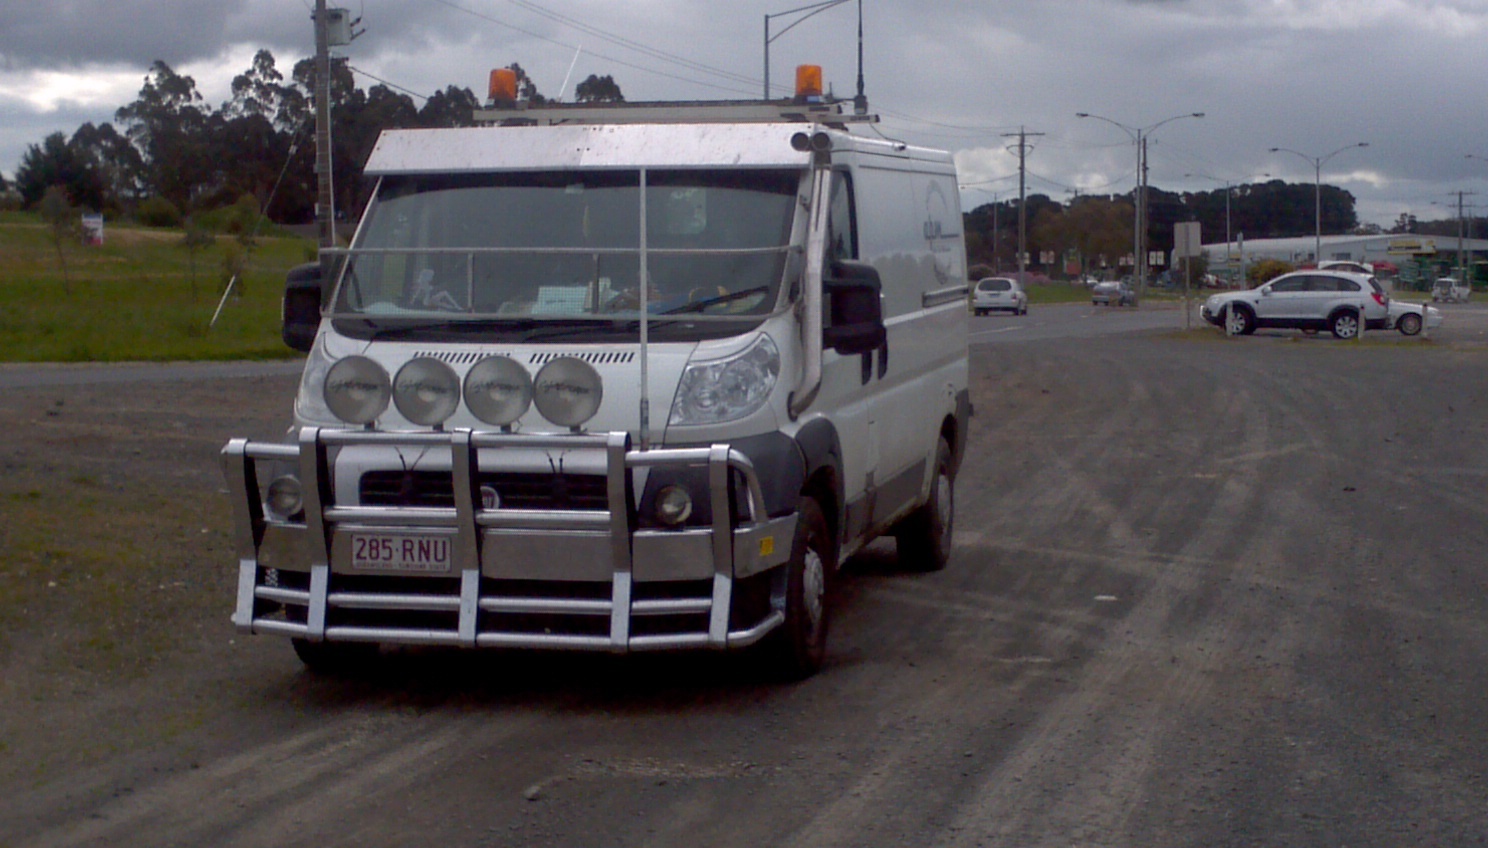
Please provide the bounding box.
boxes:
[895,437,954,572]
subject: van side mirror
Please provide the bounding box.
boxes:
[823,261,886,355]
[281,262,324,353]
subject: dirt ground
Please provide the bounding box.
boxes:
[3,310,1488,847]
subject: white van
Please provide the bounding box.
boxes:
[223,74,970,679]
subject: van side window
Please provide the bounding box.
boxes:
[828,171,858,261]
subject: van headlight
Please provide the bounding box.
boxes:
[294,336,341,425]
[670,335,780,426]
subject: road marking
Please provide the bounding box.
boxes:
[970,325,1029,339]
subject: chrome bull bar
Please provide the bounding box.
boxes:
[222,427,796,652]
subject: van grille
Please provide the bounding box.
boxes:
[359,470,609,510]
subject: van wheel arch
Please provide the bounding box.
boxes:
[794,418,845,546]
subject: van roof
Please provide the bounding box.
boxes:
[363,122,953,176]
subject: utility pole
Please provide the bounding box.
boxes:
[1003,127,1044,282]
[1455,190,1477,281]
[1137,134,1147,291]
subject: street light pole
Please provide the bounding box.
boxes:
[764,0,854,99]
[1186,172,1270,285]
[1077,111,1204,294]
[1269,142,1368,264]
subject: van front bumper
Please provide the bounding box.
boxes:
[222,427,796,653]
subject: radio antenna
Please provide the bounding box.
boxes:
[854,0,867,114]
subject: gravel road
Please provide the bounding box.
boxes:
[2,307,1486,847]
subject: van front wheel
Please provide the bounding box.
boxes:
[895,437,954,572]
[762,496,832,680]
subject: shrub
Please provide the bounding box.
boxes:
[137,196,182,228]
[1247,259,1294,286]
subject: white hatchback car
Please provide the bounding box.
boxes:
[1386,300,1443,336]
[1200,270,1389,340]
[972,277,1028,316]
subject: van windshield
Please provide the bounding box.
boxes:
[331,169,801,342]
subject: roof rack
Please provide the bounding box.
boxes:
[473,98,879,128]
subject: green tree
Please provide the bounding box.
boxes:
[180,216,216,298]
[508,63,547,104]
[574,74,624,103]
[1247,258,1294,286]
[69,122,143,209]
[14,132,105,210]
[38,186,76,293]
[115,61,213,211]
[418,86,481,128]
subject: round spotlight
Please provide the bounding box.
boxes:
[393,357,461,427]
[790,132,812,152]
[654,485,694,527]
[810,131,832,152]
[463,355,533,427]
[324,355,391,425]
[533,357,603,429]
[265,474,304,521]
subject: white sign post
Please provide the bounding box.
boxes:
[1174,221,1202,331]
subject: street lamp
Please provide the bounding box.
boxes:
[1185,172,1269,284]
[1268,142,1369,265]
[764,0,860,102]
[1077,111,1204,293]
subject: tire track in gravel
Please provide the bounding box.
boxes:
[20,706,542,847]
[771,343,1278,846]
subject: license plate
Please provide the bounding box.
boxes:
[350,534,452,573]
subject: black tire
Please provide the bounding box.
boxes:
[895,436,954,572]
[1225,305,1256,336]
[291,638,379,675]
[762,496,833,680]
[1397,311,1422,336]
[1330,310,1361,340]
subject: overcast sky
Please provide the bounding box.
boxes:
[2,0,1486,227]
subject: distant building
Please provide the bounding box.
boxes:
[1196,233,1488,287]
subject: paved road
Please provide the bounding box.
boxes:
[3,305,1487,846]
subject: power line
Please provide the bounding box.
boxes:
[346,65,430,101]
[424,0,761,97]
[500,0,758,87]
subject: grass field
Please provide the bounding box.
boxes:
[0,211,313,362]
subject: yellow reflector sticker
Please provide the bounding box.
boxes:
[759,537,775,557]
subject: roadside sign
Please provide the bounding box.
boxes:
[1174,221,1202,258]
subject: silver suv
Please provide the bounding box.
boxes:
[1200,270,1389,339]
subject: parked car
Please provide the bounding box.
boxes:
[1199,270,1389,339]
[972,277,1028,315]
[1386,300,1443,336]
[1091,279,1137,307]
[1431,277,1471,303]
[1318,260,1374,275]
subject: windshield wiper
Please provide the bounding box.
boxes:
[659,286,770,315]
[358,318,503,341]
